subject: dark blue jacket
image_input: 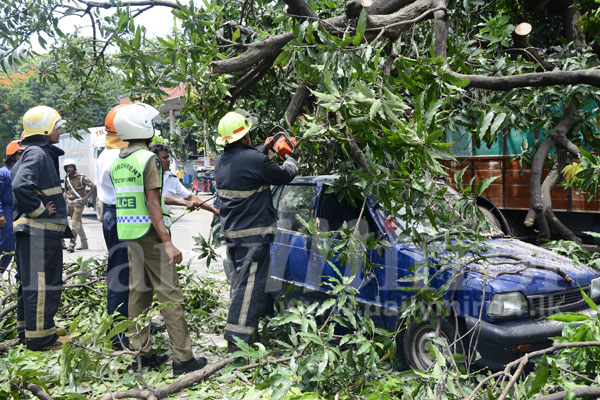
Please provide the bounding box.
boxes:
[0,164,13,217]
[12,135,69,239]
[215,141,298,244]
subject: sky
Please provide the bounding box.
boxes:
[32,3,182,53]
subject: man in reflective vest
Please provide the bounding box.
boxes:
[110,102,206,375]
[97,104,130,348]
[12,106,70,350]
[214,110,299,351]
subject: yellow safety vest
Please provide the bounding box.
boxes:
[110,148,171,240]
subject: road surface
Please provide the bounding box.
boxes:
[64,194,227,279]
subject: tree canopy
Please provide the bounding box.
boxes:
[2,0,599,239]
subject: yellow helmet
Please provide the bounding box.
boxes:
[216,110,256,146]
[22,106,65,138]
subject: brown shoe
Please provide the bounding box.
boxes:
[41,335,69,350]
[227,341,239,354]
[57,327,68,336]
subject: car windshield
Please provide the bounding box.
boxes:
[375,186,504,240]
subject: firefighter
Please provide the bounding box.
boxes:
[12,105,71,350]
[110,102,206,375]
[96,104,130,347]
[0,140,25,274]
[214,110,299,351]
[63,158,95,252]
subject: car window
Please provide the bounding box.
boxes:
[274,184,316,232]
[317,192,376,235]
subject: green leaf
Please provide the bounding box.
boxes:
[489,112,506,135]
[353,10,367,46]
[479,111,495,139]
[454,167,467,190]
[527,361,549,397]
[474,176,498,196]
[133,26,142,49]
[316,298,336,316]
[580,286,598,312]
[547,312,590,322]
[369,99,382,120]
[178,120,196,128]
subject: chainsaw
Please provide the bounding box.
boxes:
[268,126,299,161]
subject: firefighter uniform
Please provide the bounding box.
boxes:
[111,142,194,362]
[64,169,93,249]
[12,131,70,350]
[215,139,298,344]
[0,164,16,273]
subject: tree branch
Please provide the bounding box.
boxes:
[212,1,436,74]
[448,68,600,90]
[533,387,600,400]
[23,382,53,400]
[285,82,310,127]
[432,0,448,59]
[345,128,375,176]
[524,105,578,235]
[211,33,293,74]
[283,0,318,20]
[346,0,417,18]
[100,359,231,400]
[78,0,180,9]
[228,57,277,105]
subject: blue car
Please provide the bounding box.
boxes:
[267,176,600,370]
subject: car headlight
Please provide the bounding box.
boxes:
[590,278,600,299]
[488,292,529,319]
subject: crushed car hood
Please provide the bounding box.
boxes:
[460,238,598,295]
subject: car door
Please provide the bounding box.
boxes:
[268,181,320,297]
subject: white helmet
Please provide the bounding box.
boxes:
[113,102,161,141]
[63,158,76,171]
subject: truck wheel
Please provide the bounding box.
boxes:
[403,319,463,371]
[477,205,502,232]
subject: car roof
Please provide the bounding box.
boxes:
[289,175,338,184]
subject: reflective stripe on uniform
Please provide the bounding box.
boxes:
[225,323,255,335]
[114,185,145,194]
[39,186,62,196]
[217,184,270,199]
[36,271,45,331]
[223,226,277,239]
[283,159,299,174]
[117,215,171,226]
[25,327,57,338]
[28,202,46,218]
[14,217,66,232]
[238,261,258,326]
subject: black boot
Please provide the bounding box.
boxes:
[132,352,169,370]
[172,356,207,376]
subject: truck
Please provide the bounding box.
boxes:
[59,127,106,218]
[443,126,600,244]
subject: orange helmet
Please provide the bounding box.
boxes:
[6,140,25,157]
[105,104,126,133]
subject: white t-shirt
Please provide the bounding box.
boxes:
[96,148,122,205]
[163,172,190,213]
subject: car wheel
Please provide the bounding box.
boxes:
[403,319,463,370]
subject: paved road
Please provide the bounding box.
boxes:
[64,194,227,278]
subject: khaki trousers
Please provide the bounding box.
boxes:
[67,202,87,247]
[127,228,193,362]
